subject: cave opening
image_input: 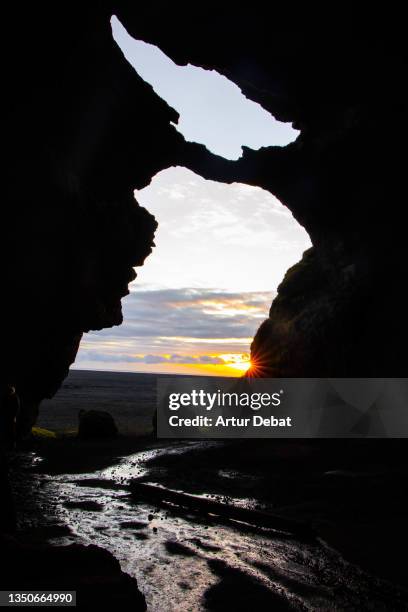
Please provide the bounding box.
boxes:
[111,16,300,160]
[75,170,311,376]
[74,16,311,377]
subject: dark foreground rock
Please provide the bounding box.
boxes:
[78,409,118,440]
[205,559,292,611]
[0,536,146,610]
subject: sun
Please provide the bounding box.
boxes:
[219,353,251,373]
[226,360,251,372]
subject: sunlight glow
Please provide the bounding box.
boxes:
[220,353,251,373]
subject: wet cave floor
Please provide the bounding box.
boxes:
[9,437,408,610]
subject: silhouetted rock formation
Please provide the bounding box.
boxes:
[78,409,118,439]
[0,536,146,609]
[2,6,407,426]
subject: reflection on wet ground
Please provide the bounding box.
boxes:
[12,442,408,610]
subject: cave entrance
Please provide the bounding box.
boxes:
[111,16,299,160]
[76,167,310,376]
[74,18,311,376]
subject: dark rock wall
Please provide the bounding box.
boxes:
[3,6,177,408]
[2,5,407,433]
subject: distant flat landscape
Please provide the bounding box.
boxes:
[39,370,159,435]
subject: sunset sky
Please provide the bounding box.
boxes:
[74,18,311,376]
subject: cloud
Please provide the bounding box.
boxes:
[77,352,145,363]
[133,167,311,293]
[198,355,224,364]
[76,286,272,366]
[78,350,228,366]
[88,287,273,341]
[144,354,169,364]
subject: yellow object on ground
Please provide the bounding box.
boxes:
[32,427,57,438]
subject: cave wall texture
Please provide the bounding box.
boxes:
[2,5,407,441]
